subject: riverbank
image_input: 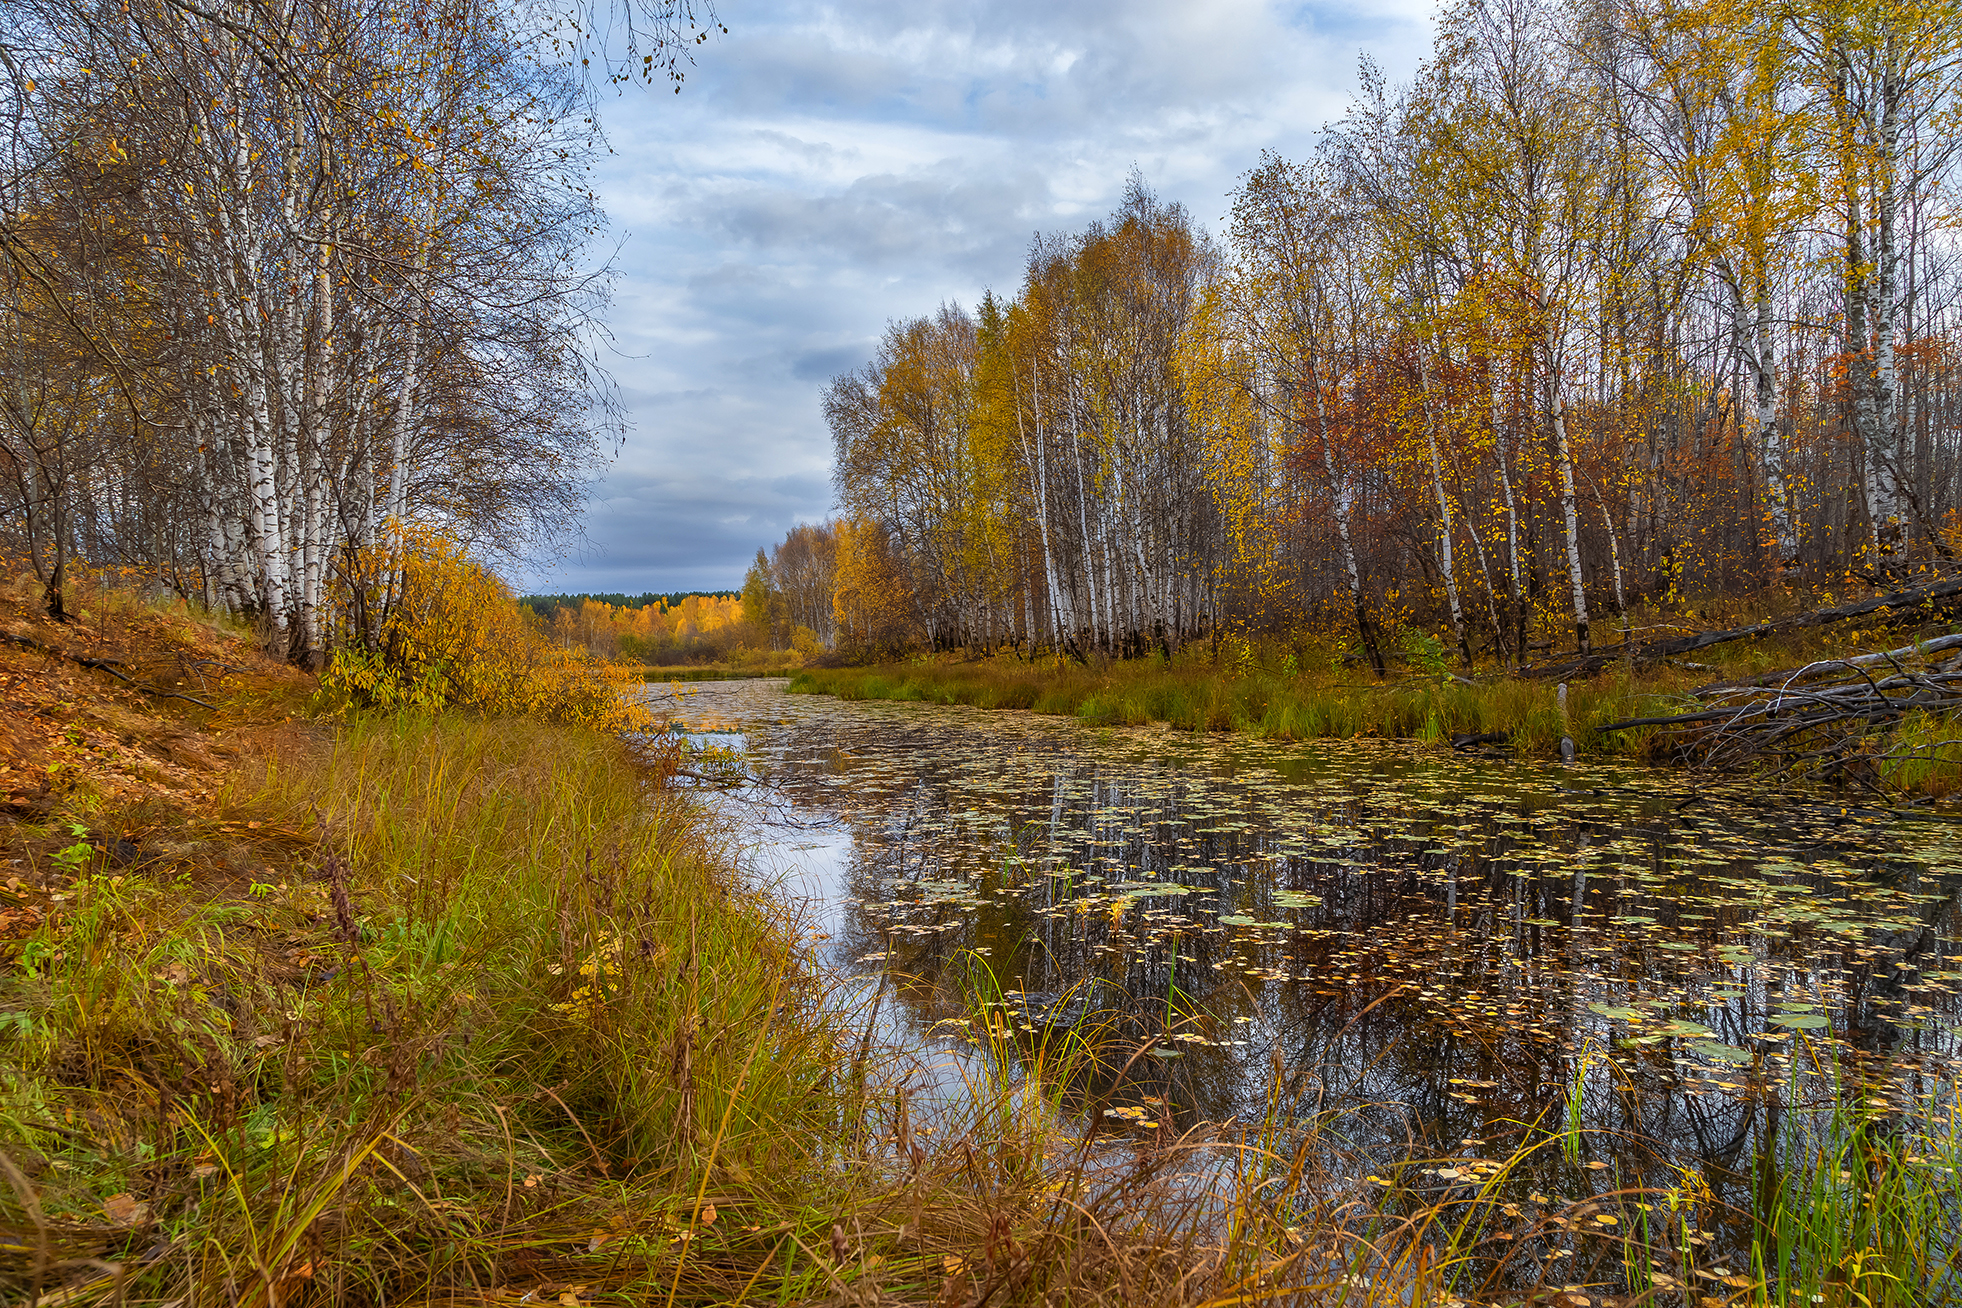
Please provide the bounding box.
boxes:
[789,653,1681,756]
[647,664,803,681]
[5,577,1952,1305]
[788,621,1962,788]
[0,579,851,1303]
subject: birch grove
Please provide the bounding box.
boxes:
[797,0,1962,664]
[0,0,638,661]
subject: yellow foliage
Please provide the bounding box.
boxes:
[324,526,649,732]
[832,518,918,657]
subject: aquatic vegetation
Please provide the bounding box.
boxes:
[681,678,1962,1302]
[791,657,1688,760]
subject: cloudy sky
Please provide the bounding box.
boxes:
[519,0,1437,596]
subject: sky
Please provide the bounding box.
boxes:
[517,0,1438,596]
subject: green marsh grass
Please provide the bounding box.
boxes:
[790,652,1680,760]
[1747,1041,1962,1306]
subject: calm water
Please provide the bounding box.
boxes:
[659,677,1962,1248]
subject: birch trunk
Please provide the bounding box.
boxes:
[1417,351,1470,667]
[1316,372,1383,677]
[1545,348,1591,656]
[1491,370,1526,667]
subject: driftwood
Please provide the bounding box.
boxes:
[1521,572,1962,680]
[1596,633,1962,789]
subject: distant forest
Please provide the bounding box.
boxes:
[521,591,761,666]
[520,592,737,623]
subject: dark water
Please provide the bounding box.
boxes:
[662,678,1962,1257]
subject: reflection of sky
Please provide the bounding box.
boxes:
[515,0,1437,594]
[697,767,996,1107]
[669,679,1962,1257]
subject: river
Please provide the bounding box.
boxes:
[661,676,1962,1267]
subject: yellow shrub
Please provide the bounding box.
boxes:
[325,527,649,732]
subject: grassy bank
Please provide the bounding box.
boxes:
[0,587,839,1301]
[3,577,1955,1305]
[787,616,1962,783]
[790,655,1685,758]
[646,665,801,682]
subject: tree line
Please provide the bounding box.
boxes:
[522,591,737,623]
[522,591,786,665]
[775,0,1962,668]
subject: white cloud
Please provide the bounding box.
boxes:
[516,0,1436,594]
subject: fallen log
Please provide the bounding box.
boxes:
[1595,633,1962,790]
[1691,631,1962,695]
[1521,572,1962,680]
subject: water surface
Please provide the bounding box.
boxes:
[661,677,1962,1254]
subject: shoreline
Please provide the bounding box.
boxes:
[785,635,1962,799]
[5,581,1955,1304]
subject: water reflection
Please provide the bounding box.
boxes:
[664,678,1962,1251]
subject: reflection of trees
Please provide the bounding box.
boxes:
[731,690,1962,1224]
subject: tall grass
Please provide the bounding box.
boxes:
[0,713,842,1305]
[792,654,1680,759]
[1747,1042,1962,1305]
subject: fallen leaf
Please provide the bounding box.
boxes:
[698,1203,716,1225]
[102,1193,150,1226]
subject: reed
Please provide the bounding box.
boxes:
[1746,1043,1962,1306]
[790,651,1684,760]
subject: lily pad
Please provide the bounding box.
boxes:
[1690,1041,1753,1064]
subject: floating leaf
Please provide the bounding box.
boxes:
[1690,1041,1752,1064]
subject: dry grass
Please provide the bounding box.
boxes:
[1,570,1954,1306]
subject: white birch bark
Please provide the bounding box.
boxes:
[1417,350,1468,664]
[1545,346,1591,654]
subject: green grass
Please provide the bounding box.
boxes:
[1748,1041,1962,1305]
[645,665,801,682]
[790,652,1679,760]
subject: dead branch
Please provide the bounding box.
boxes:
[3,630,217,709]
[1595,633,1962,789]
[1522,572,1962,680]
